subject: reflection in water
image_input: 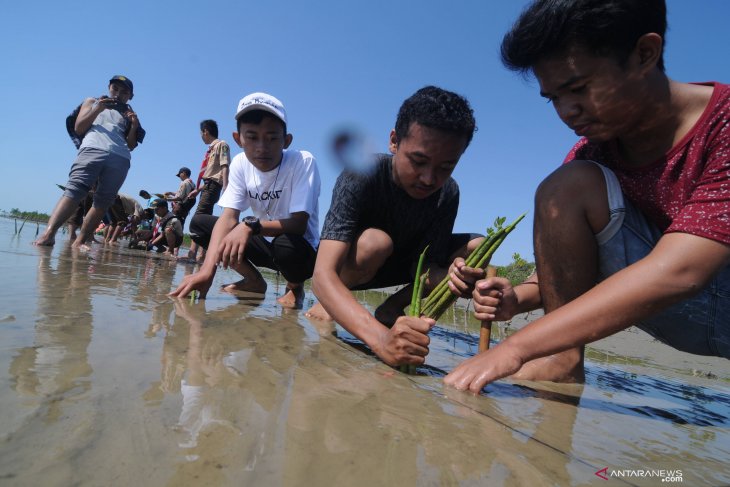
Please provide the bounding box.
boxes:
[161,298,568,485]
[0,219,729,486]
[10,247,93,421]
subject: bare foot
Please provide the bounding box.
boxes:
[304,302,333,321]
[176,255,196,263]
[33,237,55,246]
[221,278,267,294]
[510,350,585,383]
[277,286,304,309]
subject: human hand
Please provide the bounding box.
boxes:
[472,277,519,321]
[93,96,116,112]
[443,342,524,393]
[447,257,486,298]
[373,316,435,366]
[217,223,251,269]
[169,270,214,298]
[188,188,199,199]
[125,109,139,127]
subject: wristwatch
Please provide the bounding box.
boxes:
[243,216,262,235]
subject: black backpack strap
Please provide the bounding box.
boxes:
[66,104,83,149]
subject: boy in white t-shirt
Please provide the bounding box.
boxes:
[170,92,320,309]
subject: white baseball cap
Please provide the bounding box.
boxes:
[235,92,287,125]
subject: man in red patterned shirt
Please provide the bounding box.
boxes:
[445,0,730,392]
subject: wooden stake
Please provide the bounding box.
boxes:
[478,266,498,352]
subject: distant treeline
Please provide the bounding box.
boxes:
[0,208,534,282]
[497,252,535,286]
[2,208,50,223]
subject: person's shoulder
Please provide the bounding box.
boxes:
[229,151,250,169]
[284,149,316,167]
[563,138,596,164]
[440,177,459,199]
[295,149,315,161]
[707,82,730,113]
[442,177,458,192]
[227,152,249,176]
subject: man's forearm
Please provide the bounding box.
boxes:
[126,125,138,150]
[505,239,727,364]
[514,272,542,313]
[312,270,387,353]
[74,100,102,136]
[221,166,229,192]
[261,212,308,238]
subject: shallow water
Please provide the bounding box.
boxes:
[0,218,729,486]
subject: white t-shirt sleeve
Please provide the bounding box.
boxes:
[288,151,320,217]
[217,153,251,212]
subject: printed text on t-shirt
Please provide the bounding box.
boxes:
[249,189,283,201]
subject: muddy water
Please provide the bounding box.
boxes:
[0,218,728,486]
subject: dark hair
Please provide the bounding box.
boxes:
[501,0,666,74]
[236,110,287,136]
[394,86,476,147]
[200,119,219,138]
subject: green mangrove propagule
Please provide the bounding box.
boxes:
[401,246,429,374]
[420,213,526,321]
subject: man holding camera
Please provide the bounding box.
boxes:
[35,75,144,247]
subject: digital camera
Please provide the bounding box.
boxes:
[100,95,129,113]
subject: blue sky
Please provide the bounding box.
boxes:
[1,1,728,265]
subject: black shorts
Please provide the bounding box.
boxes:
[351,233,480,290]
[189,214,317,284]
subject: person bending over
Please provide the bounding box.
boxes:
[307,86,485,367]
[445,0,730,393]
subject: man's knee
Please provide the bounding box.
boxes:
[535,160,609,234]
[92,192,116,210]
[272,234,314,263]
[353,228,394,268]
[189,214,216,248]
[447,235,485,262]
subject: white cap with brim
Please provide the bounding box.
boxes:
[235,92,287,125]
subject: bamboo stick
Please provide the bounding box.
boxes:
[478,266,498,352]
